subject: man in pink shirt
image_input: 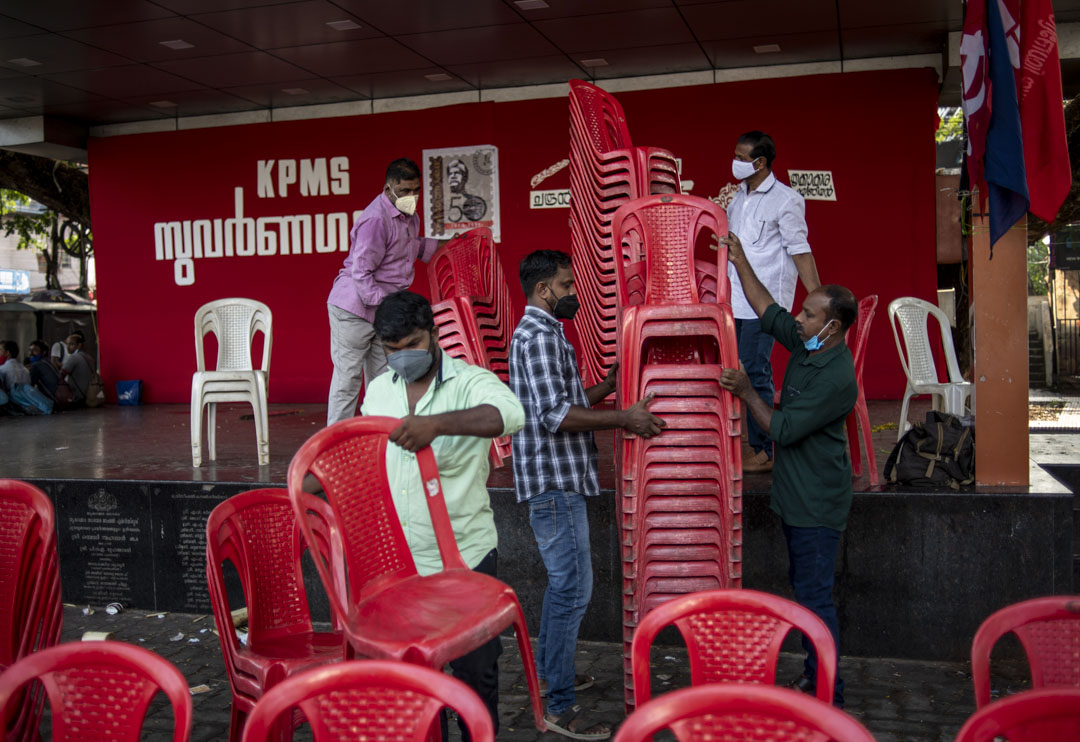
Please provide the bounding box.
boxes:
[326,158,446,426]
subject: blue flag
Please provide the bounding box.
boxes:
[984,0,1029,252]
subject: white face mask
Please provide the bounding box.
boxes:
[731,158,758,181]
[389,185,418,216]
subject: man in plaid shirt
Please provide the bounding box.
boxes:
[510,249,663,740]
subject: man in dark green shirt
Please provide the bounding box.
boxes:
[720,230,858,708]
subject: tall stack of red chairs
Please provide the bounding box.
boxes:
[428,227,514,467]
[0,480,63,739]
[568,79,682,388]
[610,194,743,711]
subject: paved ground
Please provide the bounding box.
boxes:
[53,606,1032,742]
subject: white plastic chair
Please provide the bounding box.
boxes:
[888,296,971,440]
[191,298,272,467]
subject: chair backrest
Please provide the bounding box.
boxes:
[0,479,59,667]
[569,79,633,155]
[971,595,1080,708]
[845,295,879,380]
[206,489,345,659]
[0,641,192,742]
[240,659,495,742]
[630,589,837,706]
[613,683,874,742]
[428,228,494,303]
[611,195,729,308]
[955,688,1080,742]
[287,417,466,626]
[195,298,272,374]
[887,296,962,387]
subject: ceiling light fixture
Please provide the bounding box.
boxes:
[753,43,781,53]
[326,19,361,31]
[282,87,309,95]
[514,0,550,9]
[7,58,41,67]
[425,73,452,81]
[579,58,608,68]
[159,39,194,50]
[149,100,177,108]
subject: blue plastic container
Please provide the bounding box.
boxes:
[116,380,142,406]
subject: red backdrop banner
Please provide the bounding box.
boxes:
[89,68,939,404]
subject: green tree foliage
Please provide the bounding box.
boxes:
[1027,238,1050,296]
[1,188,93,294]
[937,107,964,144]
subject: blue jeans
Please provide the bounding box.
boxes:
[782,522,845,707]
[529,490,593,715]
[735,318,775,457]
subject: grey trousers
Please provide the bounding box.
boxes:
[327,303,388,426]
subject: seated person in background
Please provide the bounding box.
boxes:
[0,340,52,415]
[50,335,70,370]
[26,339,62,399]
[60,332,95,404]
[360,290,526,742]
[0,340,30,391]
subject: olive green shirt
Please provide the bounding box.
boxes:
[762,303,858,531]
[360,352,525,575]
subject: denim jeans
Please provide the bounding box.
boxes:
[529,490,593,715]
[440,548,503,741]
[782,521,845,707]
[735,318,776,457]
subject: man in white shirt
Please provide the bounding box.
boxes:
[723,131,821,473]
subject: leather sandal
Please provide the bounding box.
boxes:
[544,704,611,740]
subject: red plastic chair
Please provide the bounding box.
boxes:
[629,589,838,707]
[0,479,63,740]
[612,683,874,742]
[971,595,1080,708]
[955,688,1080,742]
[845,295,879,483]
[206,488,347,741]
[286,416,546,732]
[0,641,192,741]
[240,660,495,742]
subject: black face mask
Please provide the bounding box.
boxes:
[545,287,580,320]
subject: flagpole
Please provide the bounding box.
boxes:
[970,212,1030,486]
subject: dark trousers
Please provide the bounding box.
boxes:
[29,361,60,398]
[782,522,845,707]
[441,548,502,742]
[734,318,776,457]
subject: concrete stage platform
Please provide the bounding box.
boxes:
[2,401,1075,663]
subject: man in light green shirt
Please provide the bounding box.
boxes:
[360,290,524,741]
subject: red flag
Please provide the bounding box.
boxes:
[1018,0,1071,222]
[961,0,990,201]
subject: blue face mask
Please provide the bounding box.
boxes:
[803,320,834,352]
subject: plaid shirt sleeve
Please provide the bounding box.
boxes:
[519,332,574,433]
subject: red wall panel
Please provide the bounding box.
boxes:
[89,68,938,403]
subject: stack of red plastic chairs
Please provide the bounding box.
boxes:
[610,194,743,711]
[568,79,682,389]
[428,227,514,467]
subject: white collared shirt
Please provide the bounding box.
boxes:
[726,171,812,319]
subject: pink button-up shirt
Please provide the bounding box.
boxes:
[327,192,440,322]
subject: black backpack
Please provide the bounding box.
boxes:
[884,411,974,489]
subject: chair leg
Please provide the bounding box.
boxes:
[897,388,913,441]
[846,411,862,477]
[511,607,547,732]
[253,380,269,466]
[191,393,204,467]
[856,391,878,484]
[207,401,217,462]
[228,702,245,742]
